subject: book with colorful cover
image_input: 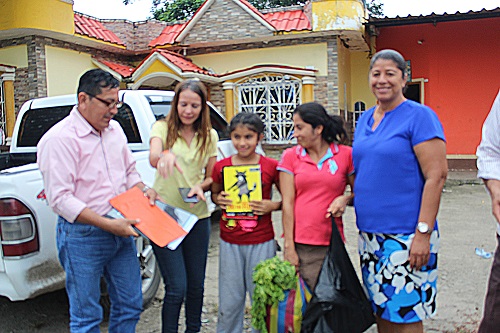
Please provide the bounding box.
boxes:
[223,164,262,214]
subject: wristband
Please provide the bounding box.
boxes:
[159,150,170,158]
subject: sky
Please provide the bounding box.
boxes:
[72,0,500,21]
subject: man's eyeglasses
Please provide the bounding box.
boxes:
[87,93,123,109]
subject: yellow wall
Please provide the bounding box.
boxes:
[0,0,74,34]
[136,60,178,81]
[311,0,365,31]
[191,44,328,76]
[337,39,351,111]
[350,51,376,110]
[45,46,96,96]
[0,45,28,68]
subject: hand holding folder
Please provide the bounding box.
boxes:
[109,187,188,248]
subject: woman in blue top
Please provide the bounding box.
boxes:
[352,49,447,333]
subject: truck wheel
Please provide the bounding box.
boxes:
[100,236,161,314]
[136,235,161,307]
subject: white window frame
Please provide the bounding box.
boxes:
[353,101,366,129]
[235,73,302,144]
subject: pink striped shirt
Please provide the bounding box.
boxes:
[37,107,142,222]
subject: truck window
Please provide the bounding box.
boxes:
[17,105,73,147]
[210,111,229,140]
[144,93,228,140]
[114,103,141,143]
[145,95,172,120]
[17,103,141,147]
[149,102,171,121]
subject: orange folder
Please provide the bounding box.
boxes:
[109,187,187,247]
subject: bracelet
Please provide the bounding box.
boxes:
[157,150,174,169]
[159,150,170,158]
[142,185,151,194]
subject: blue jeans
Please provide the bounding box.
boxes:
[153,217,210,333]
[57,217,142,333]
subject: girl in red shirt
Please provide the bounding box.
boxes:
[211,112,281,333]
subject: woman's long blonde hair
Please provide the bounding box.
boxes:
[162,80,213,159]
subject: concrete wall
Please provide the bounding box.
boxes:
[183,0,273,44]
[0,45,28,68]
[191,43,328,76]
[45,46,95,96]
[350,50,375,110]
[0,0,74,34]
[376,17,500,156]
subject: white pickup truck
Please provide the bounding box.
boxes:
[0,90,232,306]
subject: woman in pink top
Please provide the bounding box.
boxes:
[278,102,354,291]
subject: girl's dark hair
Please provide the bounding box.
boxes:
[294,102,348,144]
[369,49,407,79]
[228,112,265,135]
[163,79,212,158]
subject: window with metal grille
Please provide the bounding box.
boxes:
[235,74,301,143]
[354,101,366,129]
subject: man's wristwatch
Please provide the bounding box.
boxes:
[417,221,432,234]
[142,185,151,194]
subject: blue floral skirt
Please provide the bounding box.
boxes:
[358,231,439,323]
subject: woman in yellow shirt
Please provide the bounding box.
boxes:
[149,79,218,333]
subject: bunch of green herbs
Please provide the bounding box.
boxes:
[251,256,297,332]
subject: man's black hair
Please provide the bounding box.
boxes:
[77,69,119,96]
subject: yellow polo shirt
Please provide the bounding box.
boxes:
[150,121,218,219]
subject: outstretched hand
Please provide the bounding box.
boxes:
[157,151,183,179]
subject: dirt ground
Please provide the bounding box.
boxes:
[134,182,498,333]
[0,182,497,332]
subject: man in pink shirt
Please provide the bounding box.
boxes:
[37,69,158,333]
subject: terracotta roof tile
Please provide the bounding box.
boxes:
[155,50,217,76]
[148,4,311,46]
[369,7,500,26]
[134,50,217,76]
[95,59,134,78]
[239,0,271,24]
[149,23,186,47]
[74,13,125,46]
[263,9,311,32]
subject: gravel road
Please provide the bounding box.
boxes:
[0,183,497,332]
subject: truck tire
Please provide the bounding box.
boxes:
[136,235,161,307]
[100,235,161,314]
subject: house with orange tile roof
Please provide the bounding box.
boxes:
[366,8,500,169]
[0,0,371,148]
[2,1,497,166]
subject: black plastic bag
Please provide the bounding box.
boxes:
[301,217,375,333]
